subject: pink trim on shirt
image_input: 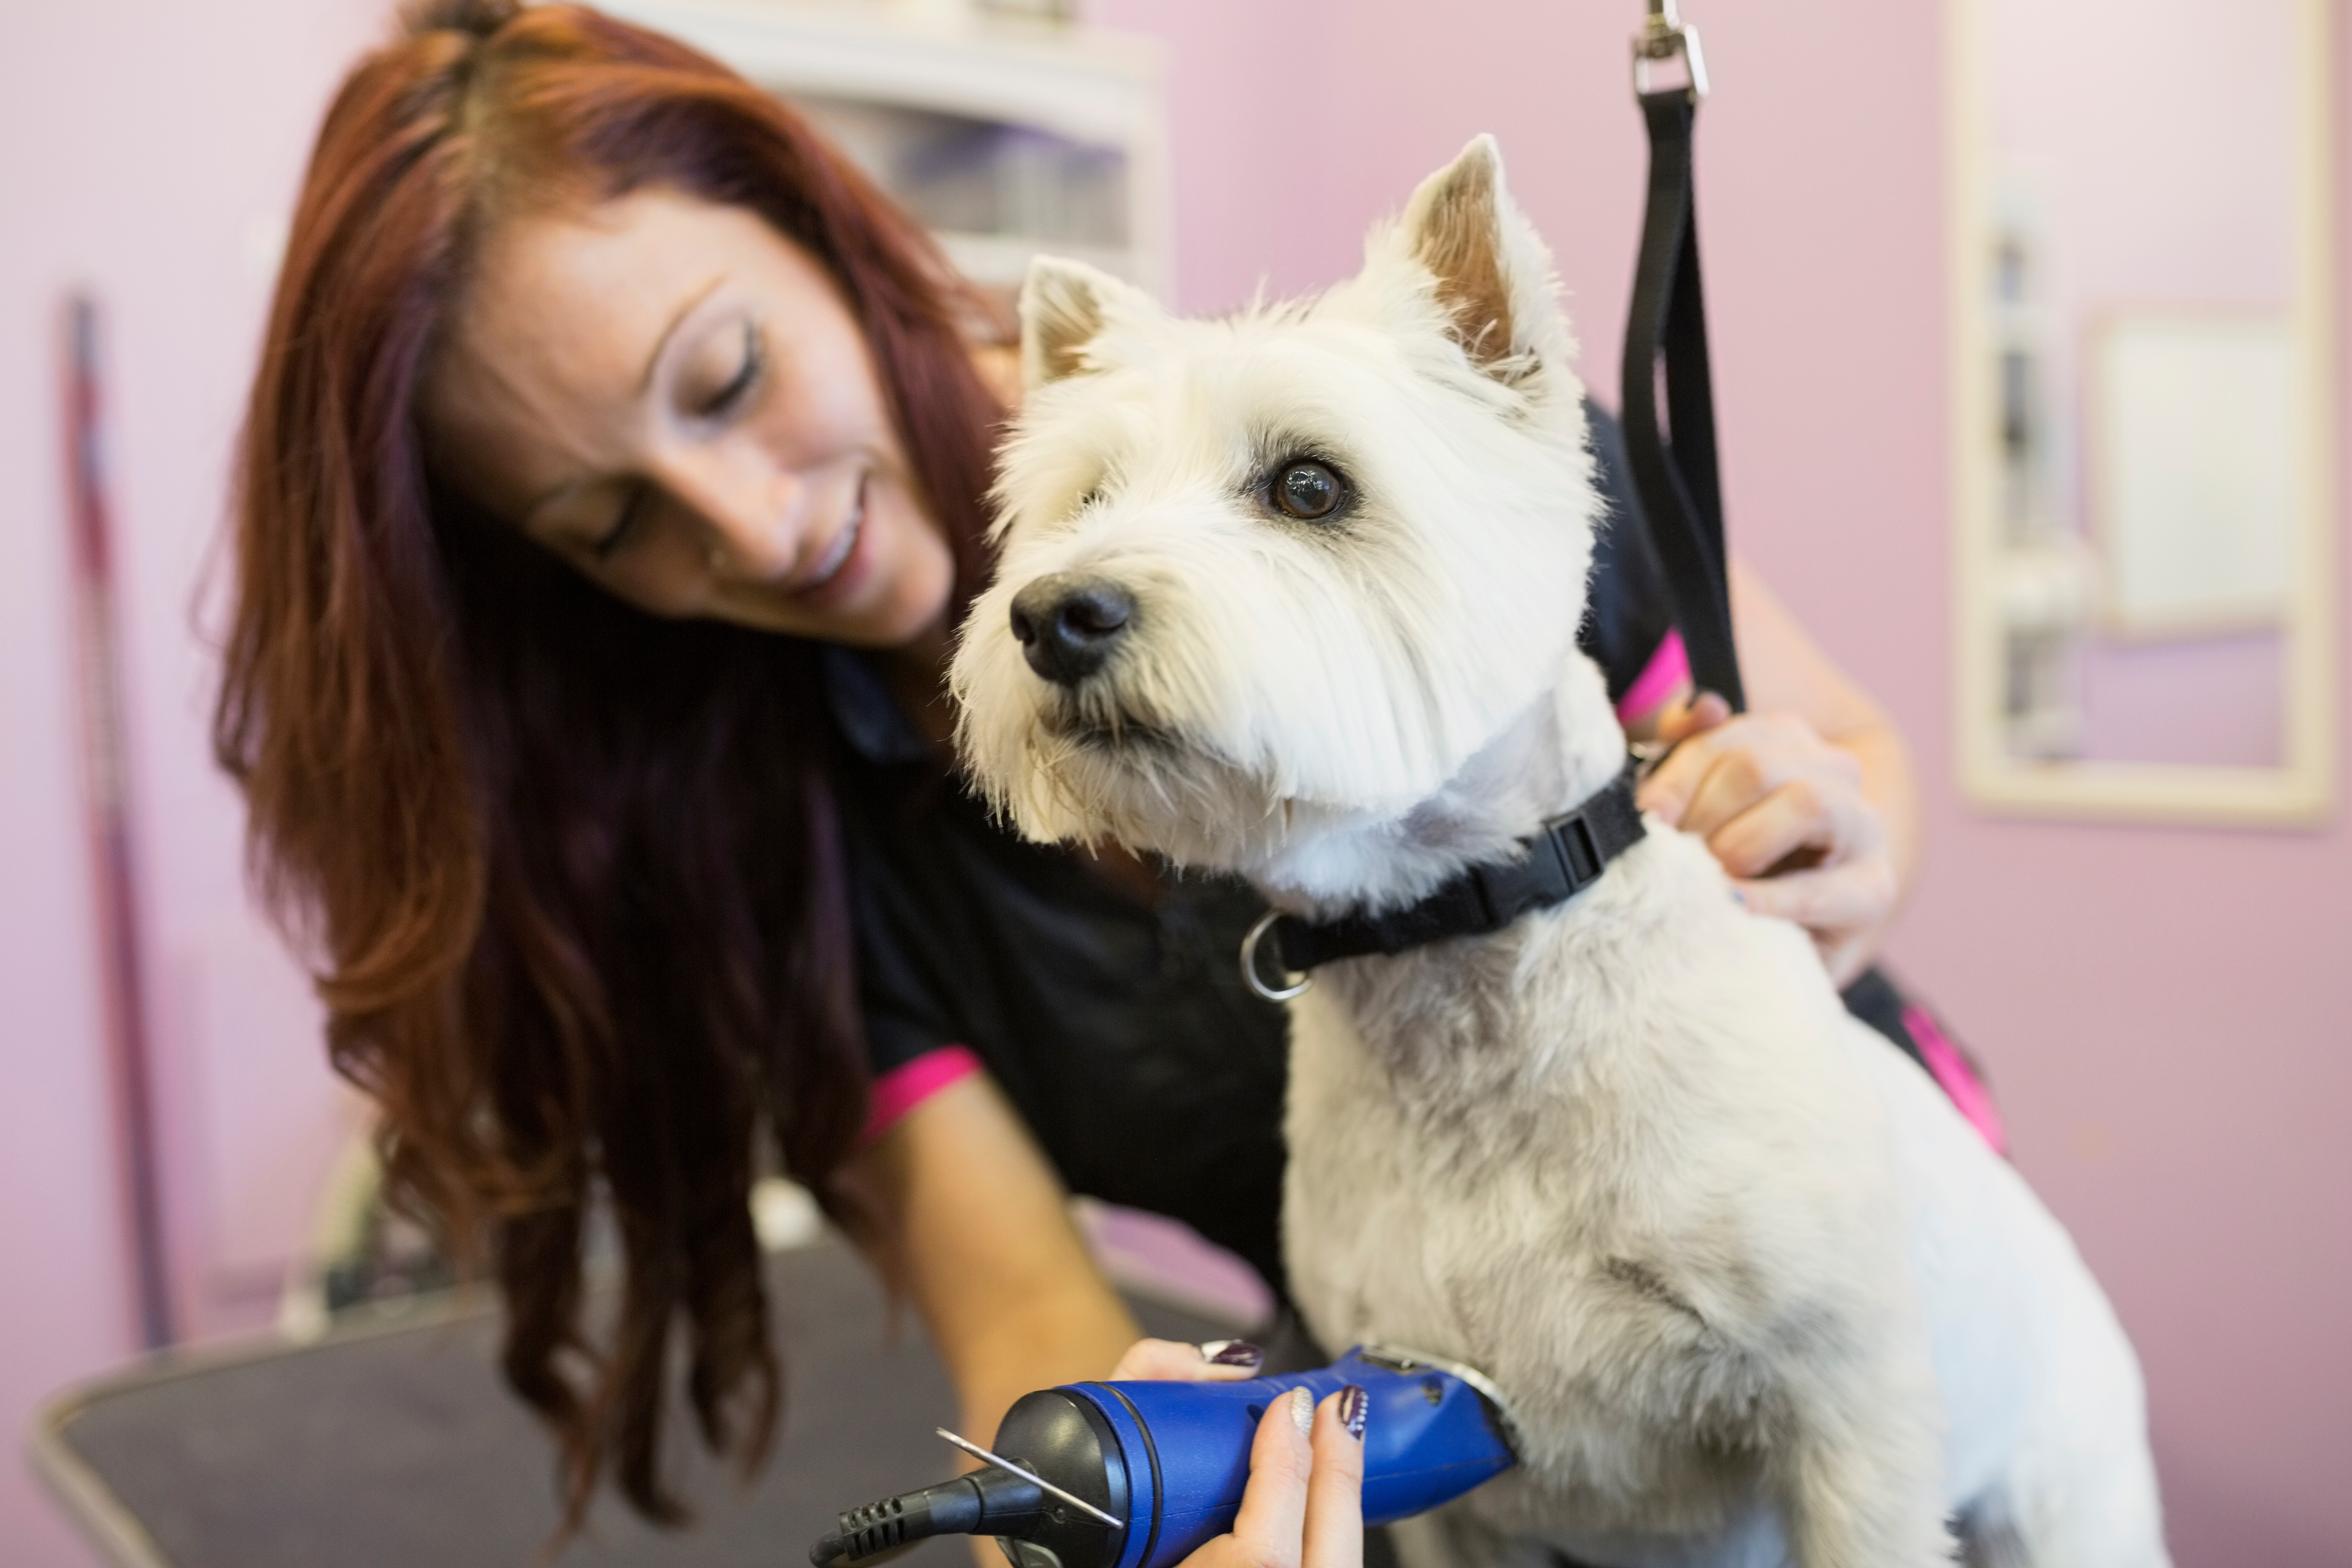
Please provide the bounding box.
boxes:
[1903,1005,2008,1156]
[1616,628,1691,723]
[862,1044,983,1145]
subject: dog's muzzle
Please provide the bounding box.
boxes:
[1010,573,1133,686]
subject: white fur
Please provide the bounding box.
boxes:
[952,136,2168,1568]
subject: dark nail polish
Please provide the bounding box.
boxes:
[1201,1339,1265,1368]
[1338,1383,1368,1441]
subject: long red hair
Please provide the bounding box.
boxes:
[214,0,999,1525]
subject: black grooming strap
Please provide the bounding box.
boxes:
[1620,87,1744,712]
[1270,764,1646,973]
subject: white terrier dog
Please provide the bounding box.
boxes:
[951,136,2167,1568]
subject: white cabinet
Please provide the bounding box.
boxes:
[597,0,1172,301]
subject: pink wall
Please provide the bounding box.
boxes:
[2,0,2345,1563]
[1,2,383,1562]
[1100,0,2352,1561]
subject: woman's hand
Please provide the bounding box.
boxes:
[1178,1385,1368,1568]
[1624,564,1923,986]
[1110,1345,1366,1568]
[1639,694,1898,985]
[1110,1337,1270,1382]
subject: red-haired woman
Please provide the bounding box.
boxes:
[217,0,1960,1546]
[218,0,1362,1545]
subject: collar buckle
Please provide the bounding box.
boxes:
[1242,759,1648,992]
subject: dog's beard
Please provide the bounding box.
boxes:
[981,684,1297,869]
[1035,684,1183,754]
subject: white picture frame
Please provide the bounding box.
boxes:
[2089,312,2299,639]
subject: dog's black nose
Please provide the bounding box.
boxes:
[1009,574,1133,686]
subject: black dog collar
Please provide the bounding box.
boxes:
[1241,760,1647,1000]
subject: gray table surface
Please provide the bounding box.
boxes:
[34,1238,1236,1568]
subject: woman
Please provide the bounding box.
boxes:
[216,0,1948,1543]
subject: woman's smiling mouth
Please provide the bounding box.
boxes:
[796,474,867,595]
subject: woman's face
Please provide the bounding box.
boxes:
[424,187,957,648]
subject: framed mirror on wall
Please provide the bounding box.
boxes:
[1948,0,2337,824]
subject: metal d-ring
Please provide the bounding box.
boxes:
[1240,911,1313,1003]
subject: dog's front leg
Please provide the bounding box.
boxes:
[1774,1356,1956,1568]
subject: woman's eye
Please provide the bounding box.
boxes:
[1272,460,1345,521]
[593,486,648,561]
[696,322,764,419]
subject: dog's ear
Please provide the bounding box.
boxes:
[1020,256,1149,389]
[1394,135,1568,381]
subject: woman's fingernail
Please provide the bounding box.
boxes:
[1289,1386,1314,1435]
[1200,1339,1265,1368]
[1337,1384,1368,1441]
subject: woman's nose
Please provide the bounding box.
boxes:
[656,449,804,581]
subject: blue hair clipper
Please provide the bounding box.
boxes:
[808,1346,1518,1568]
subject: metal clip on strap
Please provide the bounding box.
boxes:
[1621,0,1743,713]
[1633,0,1710,101]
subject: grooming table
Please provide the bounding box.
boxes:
[32,1236,1236,1568]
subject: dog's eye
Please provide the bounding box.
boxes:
[1272,460,1345,521]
